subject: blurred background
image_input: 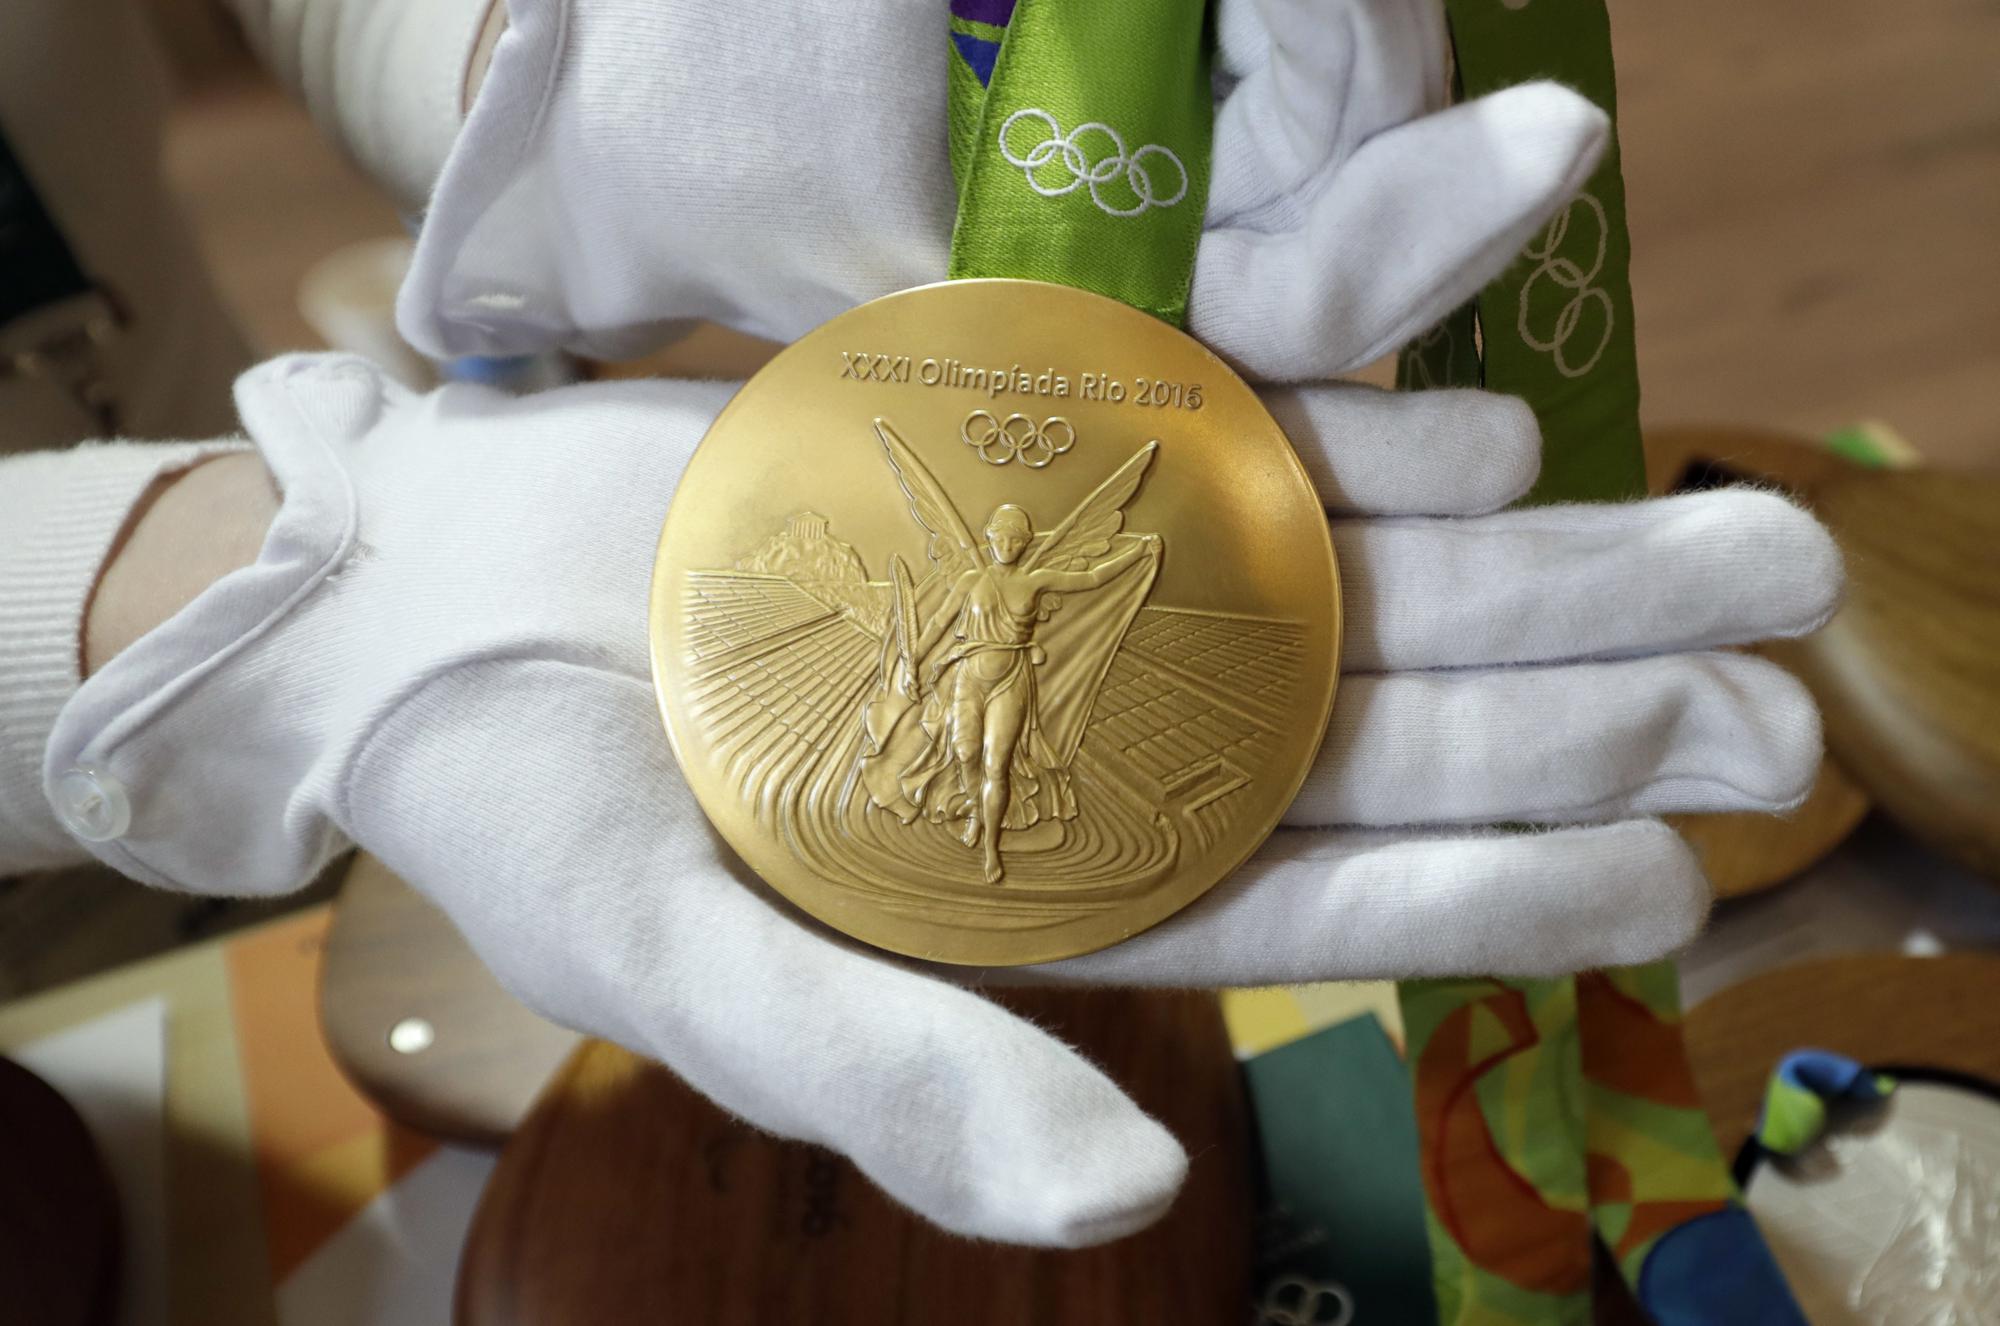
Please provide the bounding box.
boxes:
[142,0,1999,461]
[19,0,1988,993]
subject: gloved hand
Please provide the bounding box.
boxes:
[398,0,1606,380]
[47,355,1839,1245]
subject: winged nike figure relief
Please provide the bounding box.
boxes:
[680,417,1303,928]
[856,421,1161,883]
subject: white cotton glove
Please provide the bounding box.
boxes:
[398,0,1605,379]
[217,0,493,210]
[45,355,1841,1245]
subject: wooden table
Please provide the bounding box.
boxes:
[456,989,1254,1326]
[1683,952,2000,1157]
[321,854,577,1145]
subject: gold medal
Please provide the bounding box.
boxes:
[650,280,1338,964]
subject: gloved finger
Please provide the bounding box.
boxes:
[1012,820,1706,986]
[1192,82,1609,381]
[345,661,1187,1248]
[650,860,1187,1248]
[1336,489,1845,669]
[1214,0,1273,80]
[1288,652,1823,827]
[1263,380,1540,516]
[1209,0,1446,222]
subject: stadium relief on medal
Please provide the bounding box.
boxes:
[679,417,1302,938]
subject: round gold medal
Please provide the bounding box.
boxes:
[650,280,1338,965]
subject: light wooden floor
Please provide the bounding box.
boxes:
[160,0,2000,466]
[1613,0,1999,468]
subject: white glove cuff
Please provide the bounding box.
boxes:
[41,360,363,890]
[0,441,246,873]
[397,0,576,359]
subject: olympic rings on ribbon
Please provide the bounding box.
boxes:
[1516,191,1616,380]
[997,108,1189,218]
[961,411,1077,468]
[1254,1277,1355,1326]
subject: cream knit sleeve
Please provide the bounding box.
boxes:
[0,441,244,874]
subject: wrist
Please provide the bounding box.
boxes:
[465,0,508,112]
[0,441,251,873]
[84,453,280,676]
[42,358,368,893]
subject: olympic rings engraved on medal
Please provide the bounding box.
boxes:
[1254,1276,1355,1326]
[997,108,1189,218]
[1517,190,1616,380]
[961,410,1077,468]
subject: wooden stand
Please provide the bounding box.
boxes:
[455,988,1253,1325]
[1781,472,2000,879]
[1684,952,2000,1156]
[321,854,579,1144]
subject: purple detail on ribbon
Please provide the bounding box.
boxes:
[950,0,1017,28]
[950,31,1001,85]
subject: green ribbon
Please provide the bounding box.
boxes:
[1396,9,1655,1321]
[946,0,1212,325]
[1399,2,1646,505]
[1398,7,1808,1324]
